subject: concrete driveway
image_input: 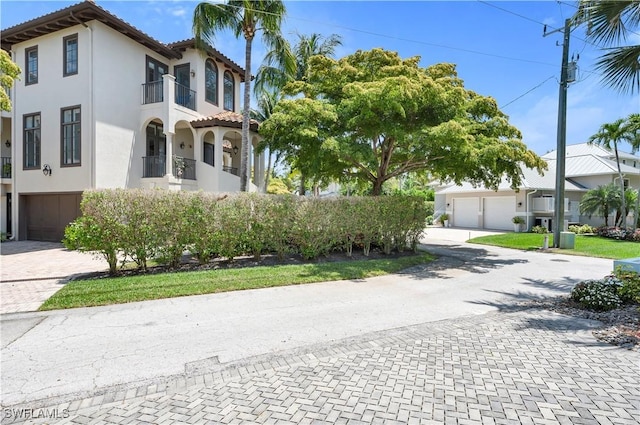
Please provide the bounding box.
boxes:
[1,232,619,411]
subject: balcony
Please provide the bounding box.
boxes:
[1,157,11,179]
[223,165,239,176]
[173,156,196,180]
[141,81,196,111]
[532,197,569,213]
[142,156,165,178]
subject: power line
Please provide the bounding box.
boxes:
[209,1,560,68]
[501,75,556,109]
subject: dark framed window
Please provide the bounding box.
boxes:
[25,46,38,85]
[204,142,214,166]
[63,34,78,76]
[61,106,81,166]
[205,59,218,104]
[23,113,41,169]
[146,55,168,83]
[223,71,234,111]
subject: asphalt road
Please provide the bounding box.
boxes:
[0,233,614,409]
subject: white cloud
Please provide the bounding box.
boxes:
[170,7,187,17]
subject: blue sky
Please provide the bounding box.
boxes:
[2,0,638,156]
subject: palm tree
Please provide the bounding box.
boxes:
[576,1,640,94]
[193,0,294,191]
[588,117,638,228]
[254,32,342,195]
[616,187,639,227]
[579,183,621,226]
[254,32,342,95]
[250,89,281,192]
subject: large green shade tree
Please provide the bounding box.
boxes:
[260,48,546,195]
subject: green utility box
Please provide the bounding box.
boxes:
[559,232,575,249]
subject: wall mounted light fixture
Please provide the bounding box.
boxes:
[190,70,196,77]
[233,146,239,155]
[517,201,523,207]
[4,140,10,148]
[42,164,52,176]
[179,142,185,149]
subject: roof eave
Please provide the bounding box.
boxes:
[1,1,181,60]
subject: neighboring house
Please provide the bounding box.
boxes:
[434,142,640,231]
[0,1,265,241]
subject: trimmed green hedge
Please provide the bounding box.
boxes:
[64,190,428,274]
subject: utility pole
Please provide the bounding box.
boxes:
[545,18,572,248]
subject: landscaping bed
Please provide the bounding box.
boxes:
[522,297,639,351]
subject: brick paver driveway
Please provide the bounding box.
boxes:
[0,241,105,314]
[4,310,638,424]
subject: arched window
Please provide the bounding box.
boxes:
[223,71,234,111]
[205,59,218,104]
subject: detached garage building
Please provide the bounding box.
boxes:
[435,143,640,231]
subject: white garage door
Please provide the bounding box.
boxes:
[483,196,516,230]
[452,198,479,228]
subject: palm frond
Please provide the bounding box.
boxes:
[579,0,640,44]
[595,45,640,94]
[193,2,241,49]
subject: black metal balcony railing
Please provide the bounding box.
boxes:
[223,166,239,176]
[1,157,10,178]
[142,81,163,104]
[175,83,196,110]
[173,157,196,180]
[142,156,165,178]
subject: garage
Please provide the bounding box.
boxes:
[452,197,479,228]
[483,196,516,230]
[20,193,82,242]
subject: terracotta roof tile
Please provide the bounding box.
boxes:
[191,112,259,131]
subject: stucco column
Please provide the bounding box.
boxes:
[214,128,223,169]
[165,132,174,177]
[193,128,202,163]
[163,74,176,130]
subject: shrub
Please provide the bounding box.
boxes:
[568,224,595,234]
[64,190,428,270]
[614,269,640,304]
[596,226,640,242]
[512,216,525,224]
[571,277,623,311]
[531,225,548,234]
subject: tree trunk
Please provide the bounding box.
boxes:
[299,174,306,196]
[240,37,253,192]
[263,150,272,193]
[614,144,627,228]
[371,178,384,196]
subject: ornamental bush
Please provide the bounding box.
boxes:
[568,224,596,234]
[571,277,623,311]
[596,226,640,242]
[65,189,427,273]
[615,269,640,304]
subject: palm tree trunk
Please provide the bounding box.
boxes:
[614,144,627,228]
[263,150,272,192]
[240,37,253,192]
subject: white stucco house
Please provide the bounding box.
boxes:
[435,142,640,231]
[1,1,265,241]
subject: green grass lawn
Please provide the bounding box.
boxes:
[468,233,639,260]
[40,253,434,311]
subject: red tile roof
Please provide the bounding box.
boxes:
[191,111,259,132]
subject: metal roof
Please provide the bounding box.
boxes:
[542,142,639,161]
[546,154,640,177]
